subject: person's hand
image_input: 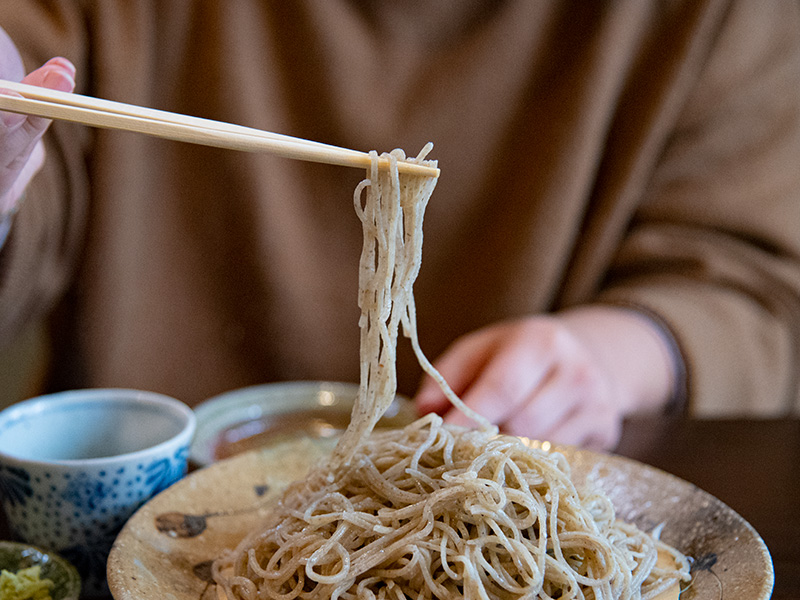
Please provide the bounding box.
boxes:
[414,306,676,449]
[1,56,76,216]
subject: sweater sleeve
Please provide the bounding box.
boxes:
[600,0,800,416]
[0,2,91,348]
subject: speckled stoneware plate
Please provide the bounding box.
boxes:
[107,438,773,600]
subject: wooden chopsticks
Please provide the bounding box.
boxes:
[0,79,440,178]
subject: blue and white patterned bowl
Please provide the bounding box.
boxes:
[0,389,195,597]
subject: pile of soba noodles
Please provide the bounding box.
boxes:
[212,146,691,600]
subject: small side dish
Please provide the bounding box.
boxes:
[0,542,80,600]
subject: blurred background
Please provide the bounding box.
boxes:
[0,322,48,410]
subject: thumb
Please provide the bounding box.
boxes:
[24,57,76,91]
[0,57,76,131]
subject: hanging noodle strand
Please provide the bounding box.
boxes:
[212,147,691,600]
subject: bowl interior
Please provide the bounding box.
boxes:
[0,541,81,600]
[0,390,193,461]
[191,381,416,466]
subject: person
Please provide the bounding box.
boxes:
[1,1,799,450]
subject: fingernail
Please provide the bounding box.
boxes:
[44,70,75,93]
[47,57,77,77]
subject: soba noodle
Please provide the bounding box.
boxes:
[212,147,691,600]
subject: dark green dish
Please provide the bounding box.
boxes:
[0,541,81,600]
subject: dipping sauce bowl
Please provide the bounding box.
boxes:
[190,381,416,467]
[0,389,195,597]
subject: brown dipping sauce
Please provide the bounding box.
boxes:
[213,404,414,461]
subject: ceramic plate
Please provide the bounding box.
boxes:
[107,438,773,600]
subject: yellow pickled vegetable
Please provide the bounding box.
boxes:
[0,565,54,600]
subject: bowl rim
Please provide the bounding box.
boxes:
[0,388,196,467]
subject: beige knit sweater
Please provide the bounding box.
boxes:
[1,0,799,413]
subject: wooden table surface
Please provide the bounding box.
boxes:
[1,417,798,599]
[616,417,800,600]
